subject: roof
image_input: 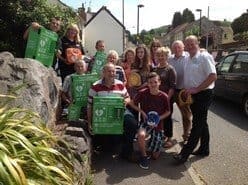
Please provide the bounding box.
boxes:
[47,0,70,9]
[85,6,125,29]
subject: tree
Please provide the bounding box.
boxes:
[0,0,77,57]
[182,8,195,23]
[231,11,248,34]
[172,12,183,28]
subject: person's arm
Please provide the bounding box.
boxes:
[61,91,72,105]
[127,100,147,120]
[185,73,217,95]
[168,66,176,100]
[23,22,41,40]
[87,104,92,131]
[159,109,170,121]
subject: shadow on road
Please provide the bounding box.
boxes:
[210,97,248,131]
[91,143,191,185]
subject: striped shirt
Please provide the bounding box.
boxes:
[87,78,129,105]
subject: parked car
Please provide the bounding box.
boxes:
[215,51,248,116]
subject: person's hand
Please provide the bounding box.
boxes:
[88,124,93,135]
[185,87,199,96]
[31,22,41,30]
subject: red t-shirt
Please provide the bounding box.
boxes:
[134,88,170,131]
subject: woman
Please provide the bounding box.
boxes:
[153,46,176,148]
[57,23,84,83]
[121,48,135,87]
[106,50,127,85]
[150,39,162,68]
[129,44,151,98]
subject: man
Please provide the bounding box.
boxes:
[87,63,130,132]
[23,17,61,40]
[23,17,61,69]
[168,40,192,144]
[173,35,217,164]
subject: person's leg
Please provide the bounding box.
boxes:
[121,109,138,159]
[164,99,174,147]
[137,128,149,169]
[179,104,192,141]
[177,90,213,160]
[137,128,147,157]
[175,90,192,142]
[150,130,163,159]
[196,90,213,153]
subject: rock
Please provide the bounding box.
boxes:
[0,51,61,129]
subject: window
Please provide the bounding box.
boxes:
[219,55,235,72]
[232,54,248,73]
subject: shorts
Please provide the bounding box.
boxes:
[140,123,164,153]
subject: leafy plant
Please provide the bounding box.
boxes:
[0,94,75,185]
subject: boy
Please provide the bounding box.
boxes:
[61,59,87,119]
[87,40,106,74]
[127,72,170,169]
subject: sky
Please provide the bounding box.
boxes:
[61,0,247,33]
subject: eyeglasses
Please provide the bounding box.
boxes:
[153,45,160,48]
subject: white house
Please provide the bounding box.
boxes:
[83,6,125,56]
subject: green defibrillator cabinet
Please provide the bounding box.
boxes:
[92,96,124,135]
[68,73,99,121]
[25,27,58,67]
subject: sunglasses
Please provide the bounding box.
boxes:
[69,29,77,34]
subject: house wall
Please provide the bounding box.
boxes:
[84,10,123,56]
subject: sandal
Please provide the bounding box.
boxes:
[163,140,174,148]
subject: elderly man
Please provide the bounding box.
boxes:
[169,40,192,144]
[173,35,217,164]
[87,63,131,154]
[87,63,130,131]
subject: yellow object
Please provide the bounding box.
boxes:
[128,72,141,87]
[178,89,193,106]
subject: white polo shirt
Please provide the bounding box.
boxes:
[184,51,216,89]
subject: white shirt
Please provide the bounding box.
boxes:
[169,51,189,89]
[184,51,216,89]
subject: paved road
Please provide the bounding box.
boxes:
[92,97,248,185]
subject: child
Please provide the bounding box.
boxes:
[61,59,86,104]
[87,40,106,74]
[61,59,87,119]
[127,72,170,169]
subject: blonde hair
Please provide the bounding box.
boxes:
[65,23,81,43]
[74,59,86,67]
[107,50,119,64]
[156,46,171,56]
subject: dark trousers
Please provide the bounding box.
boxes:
[121,109,139,158]
[164,98,174,138]
[181,89,213,157]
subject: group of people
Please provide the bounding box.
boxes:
[23,18,217,170]
[86,36,216,170]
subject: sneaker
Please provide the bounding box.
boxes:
[139,156,149,169]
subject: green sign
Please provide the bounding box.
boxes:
[91,51,107,76]
[92,96,124,135]
[68,104,82,121]
[25,27,58,67]
[71,73,99,106]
